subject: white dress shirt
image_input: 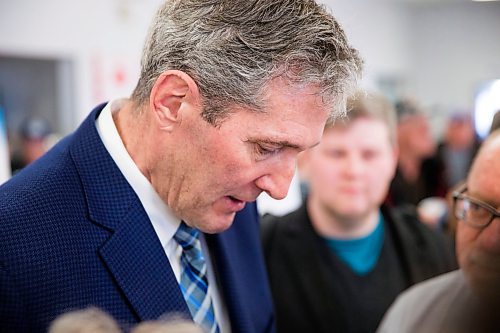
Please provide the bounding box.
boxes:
[96,99,231,332]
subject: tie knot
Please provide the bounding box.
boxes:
[174,221,200,251]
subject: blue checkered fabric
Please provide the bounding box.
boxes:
[174,222,220,333]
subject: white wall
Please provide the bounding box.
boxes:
[321,0,413,93]
[0,0,163,124]
[409,2,500,113]
[1,0,499,129]
[321,1,500,109]
[321,0,500,138]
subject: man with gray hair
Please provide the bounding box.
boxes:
[0,1,362,332]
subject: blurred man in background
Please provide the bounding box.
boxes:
[437,112,481,190]
[387,99,444,207]
[261,91,455,333]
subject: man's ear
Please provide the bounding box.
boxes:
[149,70,200,131]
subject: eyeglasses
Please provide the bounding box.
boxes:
[452,186,500,228]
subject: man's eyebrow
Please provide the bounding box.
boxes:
[251,138,300,149]
[255,138,320,150]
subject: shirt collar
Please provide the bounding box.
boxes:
[95,99,180,246]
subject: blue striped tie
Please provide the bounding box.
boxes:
[174,222,220,333]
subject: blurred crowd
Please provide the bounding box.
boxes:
[387,98,483,235]
[8,115,56,175]
[5,96,500,333]
[262,90,500,332]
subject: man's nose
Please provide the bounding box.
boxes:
[344,153,364,176]
[255,157,296,200]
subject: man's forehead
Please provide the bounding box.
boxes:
[473,138,500,173]
[262,78,326,106]
[468,138,500,198]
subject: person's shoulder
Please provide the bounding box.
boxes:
[0,137,80,228]
[261,204,306,233]
[386,204,443,237]
[378,270,462,333]
[260,205,307,249]
[402,270,463,298]
[384,204,424,233]
[261,210,290,227]
[260,212,288,241]
[388,270,463,314]
[384,204,457,264]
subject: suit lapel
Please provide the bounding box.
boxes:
[206,202,274,333]
[98,200,188,320]
[69,104,189,320]
[207,231,251,332]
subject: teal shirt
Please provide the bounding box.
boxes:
[324,212,385,275]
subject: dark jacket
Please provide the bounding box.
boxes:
[261,203,456,333]
[0,103,275,333]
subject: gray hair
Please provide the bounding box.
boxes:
[131,0,363,125]
[332,90,397,146]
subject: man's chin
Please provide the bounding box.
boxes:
[464,266,500,304]
[334,208,371,222]
[196,212,237,234]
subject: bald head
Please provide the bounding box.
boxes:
[468,130,500,197]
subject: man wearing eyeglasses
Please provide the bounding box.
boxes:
[378,130,500,333]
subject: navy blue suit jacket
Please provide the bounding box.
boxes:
[0,104,275,333]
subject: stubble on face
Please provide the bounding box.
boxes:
[150,77,330,233]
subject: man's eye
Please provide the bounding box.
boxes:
[469,202,489,217]
[326,150,344,158]
[256,144,280,156]
[464,200,489,220]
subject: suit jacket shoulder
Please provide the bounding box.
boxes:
[0,104,188,332]
[260,204,313,253]
[1,104,275,333]
[381,204,457,283]
[378,270,498,333]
